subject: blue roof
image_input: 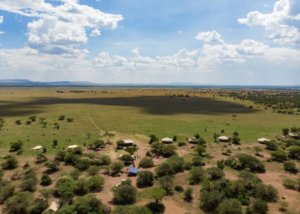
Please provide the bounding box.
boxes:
[128,166,139,174]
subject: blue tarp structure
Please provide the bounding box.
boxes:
[128,166,139,175]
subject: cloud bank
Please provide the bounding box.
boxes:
[0,0,299,84]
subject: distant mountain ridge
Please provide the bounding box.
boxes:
[0,79,299,90]
[0,79,96,86]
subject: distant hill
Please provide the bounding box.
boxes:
[0,79,299,90]
[0,79,96,87]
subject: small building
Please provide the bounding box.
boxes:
[48,200,59,212]
[257,138,271,144]
[188,137,199,144]
[161,137,173,144]
[32,145,43,151]
[123,139,135,146]
[218,136,230,142]
[289,132,300,139]
[128,166,139,176]
[67,144,79,149]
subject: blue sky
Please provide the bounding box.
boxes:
[0,0,299,85]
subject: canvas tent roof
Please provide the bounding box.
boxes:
[258,138,270,143]
[32,145,43,150]
[124,139,135,144]
[128,166,139,174]
[48,201,59,212]
[161,137,173,142]
[67,145,79,149]
[218,136,229,141]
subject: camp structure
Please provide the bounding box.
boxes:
[67,144,79,149]
[188,137,199,144]
[128,166,139,176]
[258,137,271,144]
[289,132,300,139]
[32,145,43,151]
[161,137,173,144]
[218,135,230,142]
[48,200,59,212]
[123,139,135,146]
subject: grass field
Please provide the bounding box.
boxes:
[0,87,299,155]
[0,87,300,214]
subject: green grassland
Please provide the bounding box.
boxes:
[0,87,299,155]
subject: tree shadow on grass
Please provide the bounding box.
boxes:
[0,96,257,117]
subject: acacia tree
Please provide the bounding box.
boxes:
[0,118,4,131]
[101,131,115,144]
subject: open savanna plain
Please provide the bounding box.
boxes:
[0,87,299,214]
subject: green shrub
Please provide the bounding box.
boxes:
[87,165,100,176]
[1,155,18,170]
[98,154,111,166]
[161,145,177,157]
[70,169,81,180]
[265,141,278,151]
[55,177,76,204]
[139,157,154,168]
[195,145,206,157]
[254,183,278,202]
[158,175,174,195]
[40,174,52,186]
[0,182,15,204]
[232,135,241,145]
[271,150,287,162]
[111,161,124,175]
[58,194,108,214]
[189,167,206,185]
[283,161,298,174]
[216,199,242,214]
[149,134,159,144]
[248,199,268,214]
[192,156,203,166]
[282,178,299,191]
[146,202,165,214]
[178,142,186,146]
[206,167,224,180]
[137,171,154,188]
[88,176,104,192]
[4,192,31,214]
[75,157,92,171]
[29,197,48,214]
[36,154,48,164]
[20,168,37,192]
[120,154,134,166]
[225,154,265,173]
[288,146,300,160]
[75,178,89,196]
[184,188,193,202]
[88,140,105,150]
[9,141,23,152]
[113,205,152,214]
[45,160,60,174]
[113,183,137,205]
[174,185,184,192]
[200,190,224,213]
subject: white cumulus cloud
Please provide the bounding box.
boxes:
[195,31,224,43]
[0,0,123,55]
[238,0,300,45]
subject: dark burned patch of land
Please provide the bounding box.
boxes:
[0,95,256,117]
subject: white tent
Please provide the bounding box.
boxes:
[32,145,43,150]
[258,138,270,144]
[161,137,173,144]
[67,144,79,149]
[218,136,230,142]
[48,201,59,212]
[124,139,135,145]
